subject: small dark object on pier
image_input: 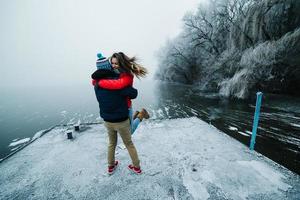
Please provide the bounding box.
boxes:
[74,125,80,132]
[67,132,73,139]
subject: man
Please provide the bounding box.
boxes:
[93,54,142,175]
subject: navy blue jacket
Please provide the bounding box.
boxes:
[94,86,137,122]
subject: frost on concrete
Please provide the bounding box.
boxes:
[0,117,299,200]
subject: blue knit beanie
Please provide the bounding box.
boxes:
[96,53,112,70]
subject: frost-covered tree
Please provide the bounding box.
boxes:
[155,35,199,84]
[156,0,300,98]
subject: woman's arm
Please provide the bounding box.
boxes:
[91,69,117,86]
[98,73,133,90]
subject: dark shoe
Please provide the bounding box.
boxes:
[137,108,150,121]
[108,160,119,175]
[133,111,139,120]
[128,164,142,174]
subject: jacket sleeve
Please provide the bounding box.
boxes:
[91,69,117,79]
[120,87,138,99]
[98,73,133,90]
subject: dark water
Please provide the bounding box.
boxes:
[0,84,100,160]
[1,80,300,174]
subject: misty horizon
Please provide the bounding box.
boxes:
[0,0,204,88]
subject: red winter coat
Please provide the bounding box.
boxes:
[92,73,134,107]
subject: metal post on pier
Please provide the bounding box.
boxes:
[250,92,263,150]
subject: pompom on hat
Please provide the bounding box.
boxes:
[97,53,105,59]
[96,52,112,70]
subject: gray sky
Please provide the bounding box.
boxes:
[0,0,205,87]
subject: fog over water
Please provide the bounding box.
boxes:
[0,0,202,88]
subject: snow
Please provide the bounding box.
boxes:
[0,117,299,200]
[10,147,19,151]
[237,160,291,191]
[291,123,300,128]
[238,131,250,137]
[60,110,67,115]
[229,126,238,131]
[8,138,30,147]
[31,130,45,141]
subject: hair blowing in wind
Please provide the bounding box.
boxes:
[111,52,148,79]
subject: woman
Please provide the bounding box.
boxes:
[95,52,150,134]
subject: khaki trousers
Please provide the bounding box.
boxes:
[104,119,140,168]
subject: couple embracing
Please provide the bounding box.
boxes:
[92,52,149,175]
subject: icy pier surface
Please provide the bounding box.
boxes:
[0,117,299,200]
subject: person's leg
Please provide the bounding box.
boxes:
[131,118,141,134]
[128,107,134,133]
[129,107,141,134]
[117,119,140,168]
[104,122,118,167]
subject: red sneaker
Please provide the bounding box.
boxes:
[128,164,142,174]
[108,160,119,175]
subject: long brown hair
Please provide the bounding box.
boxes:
[110,52,148,79]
